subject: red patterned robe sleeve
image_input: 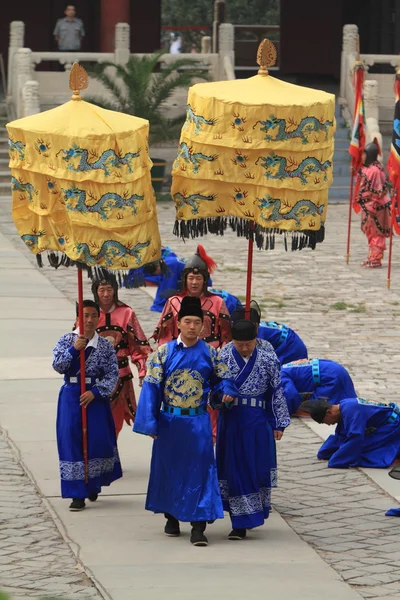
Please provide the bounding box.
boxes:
[218,298,232,345]
[152,298,176,346]
[127,309,152,378]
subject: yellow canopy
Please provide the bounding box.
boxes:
[7,67,161,270]
[171,42,336,249]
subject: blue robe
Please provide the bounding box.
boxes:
[318,398,400,468]
[258,321,308,365]
[281,358,357,414]
[53,333,122,499]
[208,288,240,314]
[217,339,290,530]
[134,339,237,522]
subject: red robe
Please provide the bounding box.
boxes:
[97,303,151,436]
[153,292,232,349]
[356,161,391,264]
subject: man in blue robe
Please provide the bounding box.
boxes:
[217,318,290,540]
[134,296,237,546]
[258,320,308,365]
[281,358,357,414]
[53,300,122,511]
[301,398,400,469]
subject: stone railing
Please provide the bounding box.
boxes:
[7,21,234,119]
[340,23,400,146]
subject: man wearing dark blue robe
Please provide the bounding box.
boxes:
[302,398,400,468]
[217,318,290,540]
[281,358,357,414]
[134,296,237,546]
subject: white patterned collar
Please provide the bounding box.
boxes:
[73,328,99,349]
[177,334,199,348]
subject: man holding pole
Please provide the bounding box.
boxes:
[53,300,122,511]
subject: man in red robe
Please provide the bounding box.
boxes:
[152,245,232,349]
[152,246,232,441]
[92,276,152,437]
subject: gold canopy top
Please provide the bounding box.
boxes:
[257,39,277,77]
[69,62,89,101]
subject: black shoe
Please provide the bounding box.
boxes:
[88,493,98,502]
[164,517,180,537]
[190,528,208,546]
[228,529,247,540]
[69,499,86,511]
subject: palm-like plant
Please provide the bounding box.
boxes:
[84,52,209,142]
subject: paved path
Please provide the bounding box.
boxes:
[1,194,400,599]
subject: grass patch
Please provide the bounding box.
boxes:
[391,301,400,306]
[330,301,366,313]
[156,192,172,202]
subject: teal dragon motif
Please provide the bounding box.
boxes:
[57,144,140,176]
[11,176,37,202]
[174,142,218,174]
[173,191,216,215]
[185,104,216,135]
[62,186,144,220]
[253,116,334,144]
[74,240,150,267]
[257,195,324,226]
[21,230,45,250]
[8,138,26,160]
[256,153,331,184]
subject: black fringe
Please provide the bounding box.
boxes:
[173,218,325,251]
[34,251,148,289]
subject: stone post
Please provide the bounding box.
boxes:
[201,36,212,54]
[213,0,226,53]
[114,23,130,65]
[7,21,25,98]
[15,48,33,118]
[22,80,40,116]
[364,79,379,123]
[218,23,235,80]
[340,24,358,99]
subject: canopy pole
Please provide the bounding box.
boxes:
[245,221,255,317]
[346,172,355,264]
[387,194,396,289]
[77,266,89,484]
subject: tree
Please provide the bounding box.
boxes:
[84,53,209,142]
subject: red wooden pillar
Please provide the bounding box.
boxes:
[100,0,130,52]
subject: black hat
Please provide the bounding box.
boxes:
[231,300,261,324]
[300,398,330,424]
[364,141,380,167]
[91,273,118,304]
[178,296,203,321]
[232,319,257,341]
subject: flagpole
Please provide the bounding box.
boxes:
[77,266,89,484]
[346,171,355,264]
[245,221,255,318]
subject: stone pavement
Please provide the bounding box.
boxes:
[0,430,101,600]
[1,194,400,599]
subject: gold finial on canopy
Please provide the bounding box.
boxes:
[257,39,277,76]
[69,62,89,101]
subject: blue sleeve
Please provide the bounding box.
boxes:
[317,434,341,460]
[326,404,368,468]
[91,342,119,399]
[280,372,302,415]
[133,348,165,436]
[52,334,79,374]
[209,347,238,406]
[270,359,290,430]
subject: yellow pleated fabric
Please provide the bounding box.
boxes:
[171,74,336,248]
[7,100,161,269]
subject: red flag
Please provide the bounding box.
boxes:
[387,75,400,235]
[349,64,366,214]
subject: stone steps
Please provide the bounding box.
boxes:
[0,171,10,183]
